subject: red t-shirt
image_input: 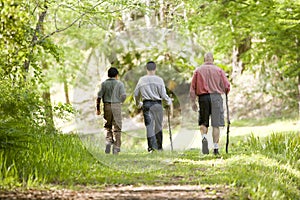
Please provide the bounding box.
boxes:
[189,62,230,101]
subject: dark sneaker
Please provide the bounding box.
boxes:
[202,138,209,154]
[113,146,120,155]
[105,142,111,154]
[113,149,119,155]
[213,149,219,155]
[148,147,155,153]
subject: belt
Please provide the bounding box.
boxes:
[143,100,162,103]
[198,93,220,96]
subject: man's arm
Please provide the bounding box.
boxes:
[119,82,127,103]
[96,97,101,115]
[221,70,230,94]
[157,78,172,106]
[96,83,104,115]
[134,79,142,107]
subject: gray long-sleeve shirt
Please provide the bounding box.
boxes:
[134,75,171,104]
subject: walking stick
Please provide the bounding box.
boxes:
[167,107,174,151]
[225,93,230,154]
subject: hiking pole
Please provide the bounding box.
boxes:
[167,106,173,151]
[225,93,230,154]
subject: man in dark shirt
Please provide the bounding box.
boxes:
[96,67,126,154]
[190,52,230,155]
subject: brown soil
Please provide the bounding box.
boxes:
[0,185,231,200]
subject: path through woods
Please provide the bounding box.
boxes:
[0,185,231,199]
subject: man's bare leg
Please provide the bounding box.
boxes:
[200,125,208,138]
[212,127,220,155]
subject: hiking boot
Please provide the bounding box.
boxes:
[213,149,219,155]
[105,142,112,154]
[202,138,209,154]
[113,146,120,155]
[148,147,155,153]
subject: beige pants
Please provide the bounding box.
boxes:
[103,103,122,149]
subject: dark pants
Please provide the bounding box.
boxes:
[142,100,163,151]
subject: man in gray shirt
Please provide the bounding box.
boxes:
[134,61,172,152]
[96,67,126,154]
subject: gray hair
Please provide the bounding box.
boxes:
[204,52,214,62]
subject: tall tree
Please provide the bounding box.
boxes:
[183,0,300,116]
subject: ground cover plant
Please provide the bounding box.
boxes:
[0,118,299,199]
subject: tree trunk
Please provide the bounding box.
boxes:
[34,3,55,132]
[159,0,165,24]
[64,80,70,104]
[298,74,300,118]
[231,46,243,80]
[24,7,48,72]
[145,0,151,27]
[231,37,251,81]
[42,87,55,131]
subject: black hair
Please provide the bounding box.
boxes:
[108,67,119,78]
[146,61,156,71]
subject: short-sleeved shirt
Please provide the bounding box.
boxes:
[134,75,171,104]
[98,78,126,103]
[189,62,230,101]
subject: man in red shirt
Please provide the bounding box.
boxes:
[190,52,230,155]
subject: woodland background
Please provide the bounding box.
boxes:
[1,0,300,199]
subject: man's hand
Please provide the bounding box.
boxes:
[225,88,230,94]
[167,98,173,107]
[192,103,198,112]
[96,110,101,115]
[138,101,143,109]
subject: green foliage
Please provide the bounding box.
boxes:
[1,0,300,197]
[247,132,300,168]
[1,119,300,199]
[184,0,300,78]
[0,133,95,187]
[53,102,76,119]
[0,0,31,78]
[0,78,51,152]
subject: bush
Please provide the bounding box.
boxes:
[247,132,300,168]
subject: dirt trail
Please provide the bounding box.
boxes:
[0,185,230,199]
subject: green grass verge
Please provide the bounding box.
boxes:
[0,120,299,200]
[230,116,298,127]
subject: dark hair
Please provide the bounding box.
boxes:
[146,61,156,71]
[108,67,119,78]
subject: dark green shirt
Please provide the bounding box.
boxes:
[97,78,126,103]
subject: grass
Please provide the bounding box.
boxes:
[0,118,299,199]
[230,115,299,127]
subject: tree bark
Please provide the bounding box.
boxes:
[159,0,165,24]
[24,6,48,72]
[42,86,55,131]
[35,3,55,131]
[298,74,300,118]
[64,80,70,104]
[231,37,251,81]
[231,46,243,80]
[145,0,151,27]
